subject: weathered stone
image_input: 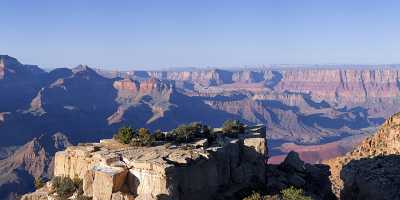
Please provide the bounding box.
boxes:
[326,113,400,198]
[191,138,208,148]
[92,165,128,200]
[83,169,95,196]
[24,124,267,200]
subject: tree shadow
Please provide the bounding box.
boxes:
[340,155,400,200]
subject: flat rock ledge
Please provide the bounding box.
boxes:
[22,125,267,200]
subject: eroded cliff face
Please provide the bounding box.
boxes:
[149,69,234,86]
[0,133,71,200]
[0,58,5,80]
[130,68,400,106]
[23,125,267,200]
[275,69,400,104]
[109,78,175,125]
[325,112,400,199]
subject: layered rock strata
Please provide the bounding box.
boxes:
[23,125,267,200]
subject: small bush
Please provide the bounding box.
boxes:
[72,175,84,195]
[222,120,245,137]
[51,176,76,199]
[131,128,154,146]
[34,177,45,189]
[242,191,268,200]
[51,176,84,199]
[112,123,217,146]
[172,124,196,143]
[113,126,135,144]
[281,186,312,200]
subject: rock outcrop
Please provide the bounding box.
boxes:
[23,125,267,200]
[326,112,400,199]
[267,151,336,200]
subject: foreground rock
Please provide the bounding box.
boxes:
[326,112,400,199]
[340,155,400,200]
[267,151,336,200]
[23,125,267,200]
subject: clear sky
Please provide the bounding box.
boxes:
[1,0,400,69]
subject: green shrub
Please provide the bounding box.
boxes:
[34,177,45,189]
[113,126,135,144]
[281,186,312,200]
[72,175,84,195]
[113,123,215,146]
[131,128,154,146]
[51,176,77,199]
[242,191,268,200]
[171,124,194,143]
[222,120,245,137]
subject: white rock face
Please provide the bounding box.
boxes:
[25,125,267,200]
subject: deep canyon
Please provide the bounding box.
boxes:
[1,55,400,198]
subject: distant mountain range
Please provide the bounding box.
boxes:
[1,55,400,198]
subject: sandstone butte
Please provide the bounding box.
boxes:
[22,125,267,200]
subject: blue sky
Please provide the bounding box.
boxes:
[1,0,400,69]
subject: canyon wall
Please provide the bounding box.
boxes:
[129,68,400,105]
[276,69,400,104]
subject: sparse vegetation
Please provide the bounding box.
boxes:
[241,185,312,200]
[113,120,245,147]
[242,191,267,200]
[50,176,85,199]
[169,122,213,144]
[34,177,45,189]
[72,175,84,196]
[131,128,154,146]
[242,191,281,200]
[222,119,245,137]
[281,186,312,200]
[113,126,135,144]
[51,176,77,199]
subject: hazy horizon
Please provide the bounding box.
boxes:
[4,54,400,72]
[2,0,400,70]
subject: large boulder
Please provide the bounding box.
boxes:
[92,165,128,200]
